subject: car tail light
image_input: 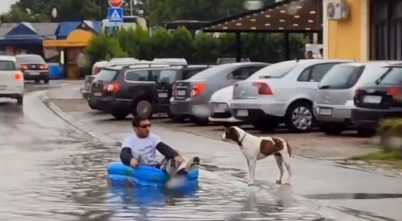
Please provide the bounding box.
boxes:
[103,82,120,93]
[40,64,48,70]
[252,81,272,95]
[387,87,402,96]
[190,82,206,97]
[354,88,362,96]
[14,72,23,80]
[20,65,27,71]
[172,84,177,97]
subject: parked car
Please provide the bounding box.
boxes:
[217,57,250,64]
[88,64,210,119]
[169,62,268,125]
[0,55,24,105]
[352,64,402,137]
[208,85,242,124]
[82,58,187,99]
[230,59,350,132]
[91,58,138,76]
[15,54,49,84]
[82,59,151,99]
[314,61,399,136]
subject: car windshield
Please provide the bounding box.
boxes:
[319,65,389,89]
[188,64,232,80]
[247,60,297,80]
[0,60,17,70]
[376,67,402,85]
[16,55,45,63]
[95,69,118,81]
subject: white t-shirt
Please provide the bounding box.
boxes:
[121,133,162,164]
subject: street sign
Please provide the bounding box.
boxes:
[108,0,123,8]
[108,7,123,23]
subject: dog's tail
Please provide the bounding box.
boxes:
[286,141,292,157]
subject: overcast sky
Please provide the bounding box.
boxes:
[0,0,16,14]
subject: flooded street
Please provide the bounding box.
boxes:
[0,83,332,221]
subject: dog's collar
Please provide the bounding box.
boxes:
[238,133,247,146]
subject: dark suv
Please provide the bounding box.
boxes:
[87,64,211,119]
[352,64,402,136]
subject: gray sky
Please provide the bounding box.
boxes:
[0,0,16,14]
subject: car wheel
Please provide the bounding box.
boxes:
[321,125,344,136]
[285,101,314,132]
[132,99,153,118]
[252,120,277,132]
[357,128,376,137]
[111,111,128,120]
[16,96,23,105]
[168,113,186,123]
[35,79,40,84]
[43,78,49,84]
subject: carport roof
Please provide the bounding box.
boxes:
[203,0,322,33]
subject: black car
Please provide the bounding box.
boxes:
[88,64,211,119]
[352,64,402,137]
[16,54,49,83]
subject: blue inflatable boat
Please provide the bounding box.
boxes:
[107,162,199,188]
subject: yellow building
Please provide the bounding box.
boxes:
[43,22,97,79]
[324,0,401,61]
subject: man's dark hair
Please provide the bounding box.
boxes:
[132,116,148,127]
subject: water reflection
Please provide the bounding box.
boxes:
[107,184,199,208]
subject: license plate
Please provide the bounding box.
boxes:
[363,95,382,103]
[318,108,332,116]
[236,110,248,117]
[30,72,40,75]
[158,92,168,98]
[177,90,186,96]
[213,103,228,113]
[93,92,102,96]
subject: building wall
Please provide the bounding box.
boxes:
[323,0,369,61]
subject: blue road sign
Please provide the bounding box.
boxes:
[108,7,123,23]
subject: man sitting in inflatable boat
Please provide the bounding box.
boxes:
[120,116,199,176]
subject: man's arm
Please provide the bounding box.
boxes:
[120,147,134,166]
[156,142,179,159]
[120,136,140,166]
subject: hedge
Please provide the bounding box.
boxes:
[84,26,309,67]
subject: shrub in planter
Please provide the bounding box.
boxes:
[378,118,402,151]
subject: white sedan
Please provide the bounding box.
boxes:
[208,85,242,124]
[0,55,24,105]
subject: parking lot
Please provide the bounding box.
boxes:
[50,97,379,160]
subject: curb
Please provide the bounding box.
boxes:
[39,92,118,145]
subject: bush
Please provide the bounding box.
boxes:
[378,118,402,151]
[378,118,402,135]
[84,27,309,67]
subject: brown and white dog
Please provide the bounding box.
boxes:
[221,126,292,186]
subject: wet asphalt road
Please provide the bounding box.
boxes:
[2,81,397,221]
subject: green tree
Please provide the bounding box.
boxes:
[170,27,194,60]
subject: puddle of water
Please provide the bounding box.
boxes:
[0,138,328,220]
[0,101,328,221]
